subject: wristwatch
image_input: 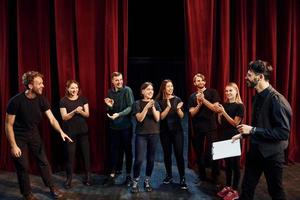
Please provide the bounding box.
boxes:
[250,127,256,134]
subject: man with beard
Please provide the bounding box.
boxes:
[188,73,220,185]
[233,60,292,200]
[5,71,73,200]
[104,72,134,186]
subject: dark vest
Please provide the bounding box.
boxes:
[251,86,292,158]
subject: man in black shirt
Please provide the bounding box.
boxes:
[188,73,220,184]
[104,72,134,186]
[5,71,73,200]
[235,60,292,200]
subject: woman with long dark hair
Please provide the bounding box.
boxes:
[60,80,91,189]
[131,82,161,193]
[156,79,187,189]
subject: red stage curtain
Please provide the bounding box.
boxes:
[185,0,300,167]
[0,0,128,173]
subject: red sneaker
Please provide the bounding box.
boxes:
[223,190,239,200]
[217,186,232,198]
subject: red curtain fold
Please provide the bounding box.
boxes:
[54,0,77,94]
[0,0,128,173]
[0,0,13,171]
[185,0,300,167]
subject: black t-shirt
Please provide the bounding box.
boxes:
[219,102,244,139]
[6,92,50,135]
[158,96,183,132]
[60,96,89,136]
[188,88,220,132]
[132,100,161,135]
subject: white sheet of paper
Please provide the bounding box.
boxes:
[212,139,241,160]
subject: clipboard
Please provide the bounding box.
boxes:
[212,139,241,160]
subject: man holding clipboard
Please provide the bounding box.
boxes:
[233,60,292,200]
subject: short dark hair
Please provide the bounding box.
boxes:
[22,71,44,89]
[140,82,153,97]
[248,60,273,81]
[111,72,122,79]
[193,73,206,82]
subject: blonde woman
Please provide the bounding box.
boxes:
[216,82,244,200]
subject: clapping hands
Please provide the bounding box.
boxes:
[104,98,114,107]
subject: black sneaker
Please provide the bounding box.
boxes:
[144,179,153,192]
[103,175,115,186]
[130,180,139,193]
[180,177,188,190]
[124,175,133,187]
[64,177,72,189]
[163,176,173,184]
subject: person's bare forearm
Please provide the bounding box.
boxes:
[5,123,17,148]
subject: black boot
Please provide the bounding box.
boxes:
[64,175,72,189]
[83,172,92,186]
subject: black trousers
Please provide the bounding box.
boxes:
[110,128,133,174]
[224,156,240,189]
[240,147,286,200]
[160,129,185,178]
[65,134,90,177]
[192,130,220,181]
[133,134,159,178]
[13,132,54,196]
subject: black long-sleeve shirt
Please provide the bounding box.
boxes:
[251,86,292,144]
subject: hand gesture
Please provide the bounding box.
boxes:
[60,132,73,142]
[196,92,204,104]
[177,102,184,110]
[145,100,155,109]
[167,99,171,108]
[236,124,253,135]
[214,103,224,113]
[104,98,114,107]
[231,133,242,142]
[75,106,83,113]
[107,113,120,120]
[11,145,22,157]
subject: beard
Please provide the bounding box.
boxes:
[32,87,43,95]
[246,78,259,88]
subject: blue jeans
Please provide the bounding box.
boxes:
[133,134,159,179]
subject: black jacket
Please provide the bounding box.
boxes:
[251,85,292,158]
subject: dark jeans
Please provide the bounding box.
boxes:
[224,156,240,189]
[110,128,133,174]
[192,130,220,181]
[133,134,159,178]
[160,129,185,178]
[13,132,54,196]
[65,134,90,177]
[240,147,286,200]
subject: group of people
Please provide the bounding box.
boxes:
[5,60,292,200]
[189,73,244,200]
[104,73,187,193]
